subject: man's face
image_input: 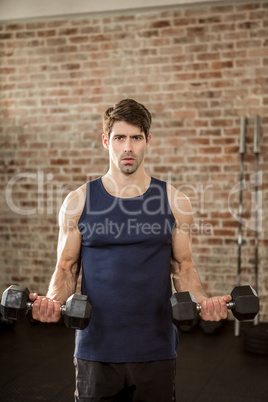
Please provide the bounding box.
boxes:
[102,121,151,175]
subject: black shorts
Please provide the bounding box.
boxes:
[74,358,176,402]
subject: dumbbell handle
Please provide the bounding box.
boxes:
[25,301,66,314]
[196,301,235,313]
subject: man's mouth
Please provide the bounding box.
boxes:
[121,157,135,164]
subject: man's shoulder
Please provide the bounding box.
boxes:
[166,183,193,224]
[67,183,87,207]
[59,183,87,226]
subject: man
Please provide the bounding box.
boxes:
[30,99,231,401]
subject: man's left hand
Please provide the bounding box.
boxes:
[199,295,232,321]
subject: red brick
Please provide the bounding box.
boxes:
[197,52,220,61]
[61,63,80,70]
[199,71,222,79]
[174,110,197,119]
[16,31,35,38]
[151,20,171,28]
[211,61,233,69]
[0,33,13,39]
[59,28,79,35]
[210,23,236,32]
[200,146,222,154]
[248,48,268,57]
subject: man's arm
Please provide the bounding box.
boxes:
[167,184,231,321]
[29,185,86,323]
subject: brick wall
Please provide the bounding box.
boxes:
[1,1,268,321]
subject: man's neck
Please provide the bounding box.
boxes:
[102,170,151,198]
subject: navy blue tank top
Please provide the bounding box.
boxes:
[75,177,177,363]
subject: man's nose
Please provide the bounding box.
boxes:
[124,138,133,153]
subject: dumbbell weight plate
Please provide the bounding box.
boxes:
[170,292,198,326]
[63,294,92,329]
[1,285,30,320]
[231,286,259,320]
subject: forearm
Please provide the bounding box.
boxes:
[46,264,79,305]
[172,260,208,304]
[169,186,209,304]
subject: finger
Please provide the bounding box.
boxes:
[200,299,208,315]
[219,297,228,319]
[46,298,54,319]
[206,298,215,316]
[53,300,61,316]
[39,297,49,317]
[222,294,232,303]
[213,297,222,315]
[46,299,62,323]
[200,300,213,321]
[29,293,38,302]
[31,297,42,319]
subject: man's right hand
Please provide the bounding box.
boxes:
[29,293,62,323]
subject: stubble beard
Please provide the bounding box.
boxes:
[119,152,138,175]
[119,163,138,175]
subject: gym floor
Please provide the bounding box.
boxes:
[0,318,267,402]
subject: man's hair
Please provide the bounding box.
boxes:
[103,99,152,142]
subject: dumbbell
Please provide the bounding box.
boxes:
[171,285,259,326]
[1,285,92,330]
